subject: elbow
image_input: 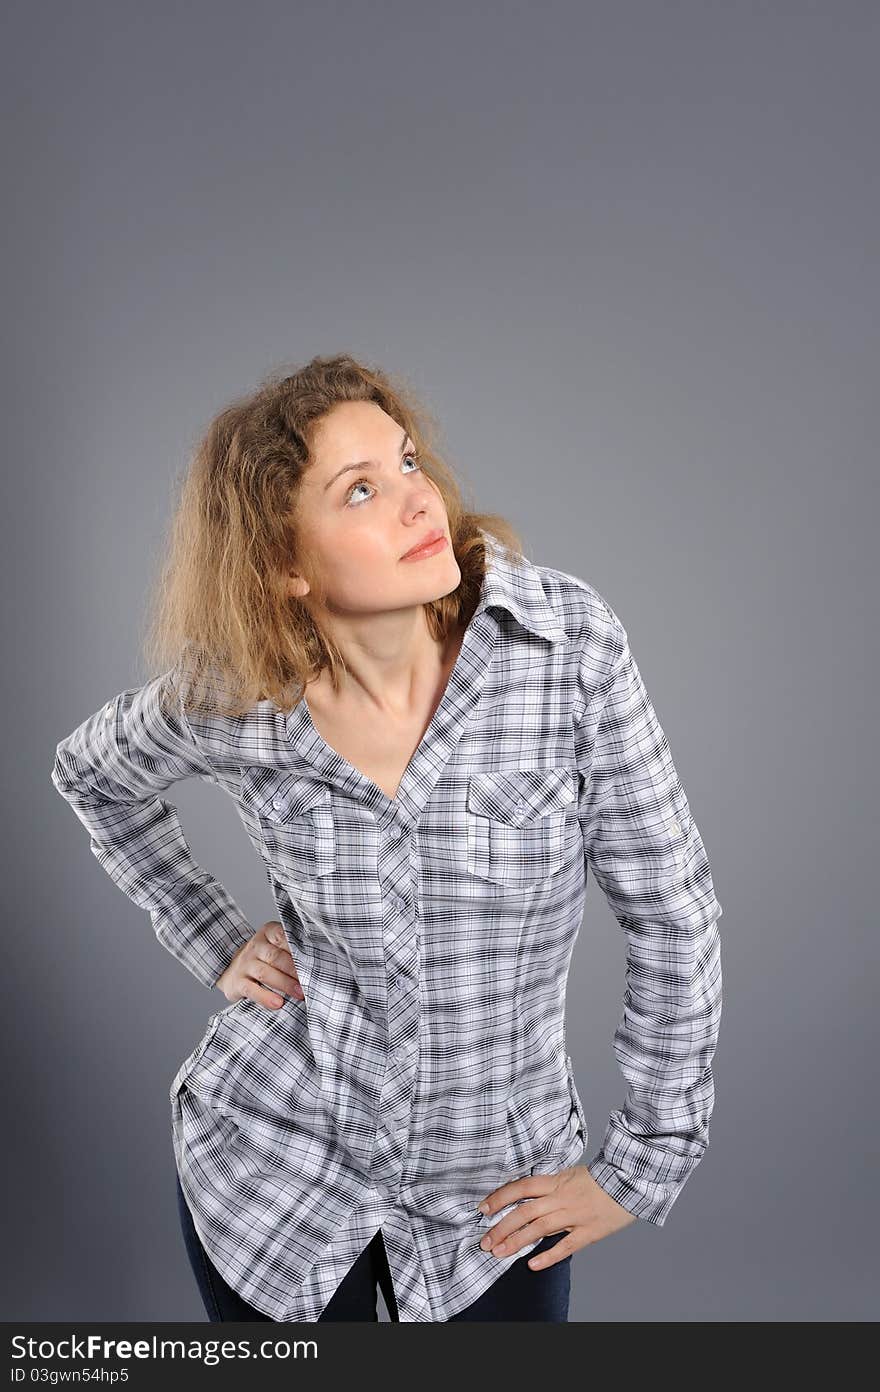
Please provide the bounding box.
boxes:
[51,742,81,799]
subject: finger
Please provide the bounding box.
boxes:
[527,1233,578,1270]
[249,962,304,1002]
[247,979,288,1009]
[480,1197,556,1255]
[259,922,299,962]
[478,1172,546,1216]
[253,936,303,986]
[490,1220,567,1262]
[253,949,303,993]
[261,921,287,947]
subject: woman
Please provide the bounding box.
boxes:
[51,352,724,1322]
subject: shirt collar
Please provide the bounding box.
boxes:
[279,527,568,816]
[474,528,569,645]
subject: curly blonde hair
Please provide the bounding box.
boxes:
[143,352,525,718]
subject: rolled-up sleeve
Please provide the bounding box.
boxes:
[573,601,724,1226]
[51,668,255,991]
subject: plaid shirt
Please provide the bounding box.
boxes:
[51,529,723,1322]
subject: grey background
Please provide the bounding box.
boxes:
[6,0,876,1322]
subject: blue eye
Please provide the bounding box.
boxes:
[345,451,421,506]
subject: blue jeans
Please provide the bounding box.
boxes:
[175,1170,571,1321]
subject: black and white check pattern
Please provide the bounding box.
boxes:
[51,529,723,1322]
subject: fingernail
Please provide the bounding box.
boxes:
[478,1202,489,1214]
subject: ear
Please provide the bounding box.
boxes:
[286,571,311,599]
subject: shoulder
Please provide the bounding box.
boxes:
[534,561,628,655]
[164,653,288,780]
[533,562,631,724]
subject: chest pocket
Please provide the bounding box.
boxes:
[240,767,336,888]
[466,766,576,886]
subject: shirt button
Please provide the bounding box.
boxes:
[103,702,114,720]
[393,894,406,911]
[272,795,285,810]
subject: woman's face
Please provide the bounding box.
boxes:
[289,400,461,619]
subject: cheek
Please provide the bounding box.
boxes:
[317,531,397,604]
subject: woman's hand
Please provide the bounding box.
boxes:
[476,1164,638,1268]
[216,920,305,1009]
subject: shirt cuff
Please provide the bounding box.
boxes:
[585,1120,705,1227]
[151,878,255,992]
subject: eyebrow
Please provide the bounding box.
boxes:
[323,430,412,492]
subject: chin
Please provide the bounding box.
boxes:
[426,559,462,602]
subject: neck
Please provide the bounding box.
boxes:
[309,613,458,722]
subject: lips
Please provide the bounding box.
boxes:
[400,528,446,559]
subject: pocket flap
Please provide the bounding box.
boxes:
[240,766,331,824]
[466,767,576,826]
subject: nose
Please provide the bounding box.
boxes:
[401,476,438,518]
